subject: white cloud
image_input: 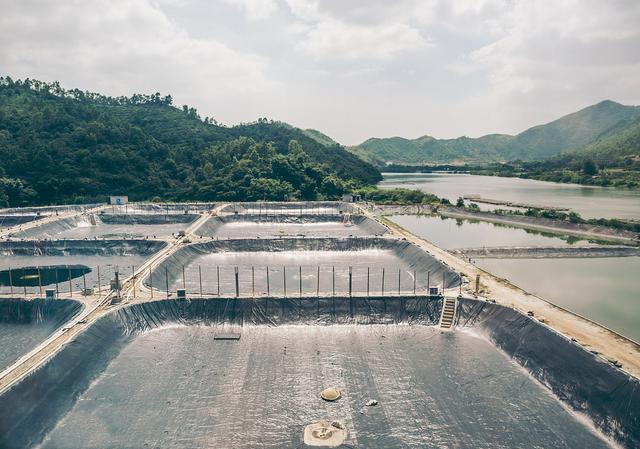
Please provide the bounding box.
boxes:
[294,20,429,61]
[223,0,278,20]
[0,0,274,117]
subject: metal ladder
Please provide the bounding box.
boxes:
[439,296,458,330]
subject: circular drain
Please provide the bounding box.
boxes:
[320,387,341,401]
[303,421,347,447]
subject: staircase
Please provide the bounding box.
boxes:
[439,296,458,330]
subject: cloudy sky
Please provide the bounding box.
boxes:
[2,0,639,144]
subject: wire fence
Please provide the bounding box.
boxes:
[147,264,458,298]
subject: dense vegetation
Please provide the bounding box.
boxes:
[352,100,640,165]
[0,77,380,207]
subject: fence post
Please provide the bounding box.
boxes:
[132,265,136,298]
[68,266,72,297]
[39,267,43,296]
[332,266,335,297]
[165,266,169,299]
[367,267,370,297]
[234,266,239,298]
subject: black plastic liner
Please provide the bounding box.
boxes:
[97,214,199,225]
[147,237,461,293]
[0,215,42,228]
[457,298,640,448]
[0,298,83,371]
[196,213,388,237]
[0,240,166,257]
[0,296,442,449]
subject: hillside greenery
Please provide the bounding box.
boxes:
[0,77,380,207]
[352,100,640,165]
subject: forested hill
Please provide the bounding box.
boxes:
[353,100,640,165]
[0,77,380,207]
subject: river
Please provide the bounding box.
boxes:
[379,173,640,219]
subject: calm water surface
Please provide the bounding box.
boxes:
[388,215,640,342]
[389,215,594,249]
[477,257,640,342]
[380,173,640,219]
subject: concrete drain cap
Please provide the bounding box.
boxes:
[320,387,341,401]
[303,420,347,447]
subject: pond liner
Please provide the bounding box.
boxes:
[0,296,442,449]
[457,298,640,449]
[0,298,83,371]
[196,213,388,237]
[145,236,461,292]
[0,239,166,257]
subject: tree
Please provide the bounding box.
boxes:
[456,197,465,208]
[582,159,598,176]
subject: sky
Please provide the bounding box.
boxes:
[1,0,639,145]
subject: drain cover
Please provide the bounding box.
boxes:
[320,387,341,401]
[303,420,347,447]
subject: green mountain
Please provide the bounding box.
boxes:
[353,100,640,165]
[0,77,380,207]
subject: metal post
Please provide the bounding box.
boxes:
[413,270,416,296]
[199,265,203,297]
[132,265,136,298]
[332,266,335,297]
[217,266,220,296]
[97,266,101,298]
[266,266,270,296]
[283,266,287,297]
[38,267,43,296]
[252,266,255,298]
[348,266,352,297]
[165,266,169,299]
[149,266,153,299]
[367,267,370,297]
[234,266,239,297]
[299,266,302,297]
[8,267,13,296]
[316,266,320,297]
